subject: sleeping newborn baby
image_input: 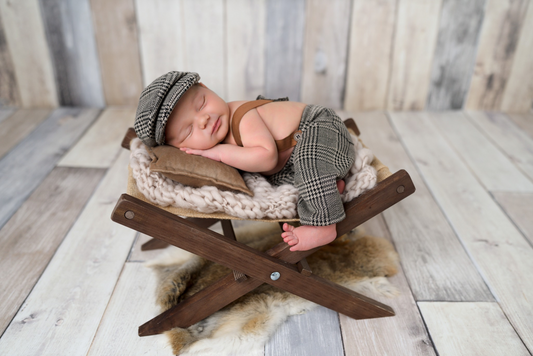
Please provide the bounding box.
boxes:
[134,71,355,252]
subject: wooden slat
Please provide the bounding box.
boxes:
[0,0,58,107]
[426,0,486,110]
[90,0,143,105]
[0,13,21,107]
[135,0,185,86]
[492,192,533,246]
[265,307,344,356]
[419,302,530,356]
[264,0,305,101]
[387,0,442,110]
[0,109,50,160]
[344,0,396,111]
[300,0,351,109]
[343,111,493,301]
[40,0,104,106]
[0,108,100,229]
[0,167,105,334]
[390,111,533,352]
[340,215,436,356]
[0,108,14,123]
[465,0,530,111]
[430,111,533,192]
[87,263,167,355]
[58,107,135,168]
[226,0,266,101]
[0,150,136,355]
[467,111,533,181]
[182,0,226,99]
[501,1,533,113]
[507,113,533,138]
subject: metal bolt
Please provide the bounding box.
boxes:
[396,185,405,194]
[125,211,135,219]
[270,272,281,281]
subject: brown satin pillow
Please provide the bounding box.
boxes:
[148,145,254,196]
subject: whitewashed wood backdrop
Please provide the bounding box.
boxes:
[0,0,532,113]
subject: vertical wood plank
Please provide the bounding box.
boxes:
[0,12,21,107]
[0,150,136,355]
[135,0,185,86]
[0,167,105,334]
[419,302,530,356]
[226,0,266,101]
[300,0,351,109]
[40,0,104,107]
[426,0,486,110]
[265,307,344,356]
[182,0,226,99]
[0,108,100,229]
[90,0,143,105]
[341,111,493,301]
[265,0,305,101]
[0,109,50,160]
[390,111,533,352]
[465,0,530,110]
[501,1,533,113]
[87,263,168,355]
[0,0,58,107]
[340,215,436,356]
[58,107,135,168]
[492,192,533,246]
[387,0,442,110]
[344,0,396,111]
[430,111,533,192]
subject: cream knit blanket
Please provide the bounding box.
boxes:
[129,135,377,220]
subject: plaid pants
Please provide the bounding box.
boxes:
[268,105,355,226]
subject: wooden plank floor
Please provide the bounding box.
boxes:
[0,108,532,355]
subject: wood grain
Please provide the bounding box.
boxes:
[346,111,493,301]
[390,110,533,352]
[0,108,100,229]
[0,109,50,160]
[387,0,442,110]
[0,167,105,334]
[492,192,533,246]
[467,111,533,181]
[465,0,530,110]
[508,112,533,139]
[0,12,21,107]
[226,0,266,101]
[344,0,396,111]
[340,215,436,356]
[426,0,486,110]
[135,0,185,86]
[58,107,135,168]
[501,1,533,113]
[264,0,305,101]
[40,0,104,107]
[0,0,58,107]
[87,263,167,355]
[419,302,530,356]
[0,108,14,123]
[90,0,143,105]
[0,150,136,355]
[300,0,351,109]
[430,111,533,192]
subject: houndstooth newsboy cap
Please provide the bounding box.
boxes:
[134,71,200,147]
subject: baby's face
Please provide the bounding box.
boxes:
[165,83,230,149]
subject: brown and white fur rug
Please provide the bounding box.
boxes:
[146,222,400,355]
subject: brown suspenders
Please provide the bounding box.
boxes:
[231,100,302,152]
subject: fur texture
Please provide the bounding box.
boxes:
[146,223,400,355]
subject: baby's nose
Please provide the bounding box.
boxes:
[198,114,209,129]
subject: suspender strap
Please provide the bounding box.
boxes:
[231,100,302,152]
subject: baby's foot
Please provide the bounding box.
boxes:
[281,223,337,251]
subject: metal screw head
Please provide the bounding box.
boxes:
[396,185,405,194]
[270,272,281,281]
[124,211,135,219]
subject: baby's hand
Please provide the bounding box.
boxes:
[180,147,221,162]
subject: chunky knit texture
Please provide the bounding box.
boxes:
[129,134,377,220]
